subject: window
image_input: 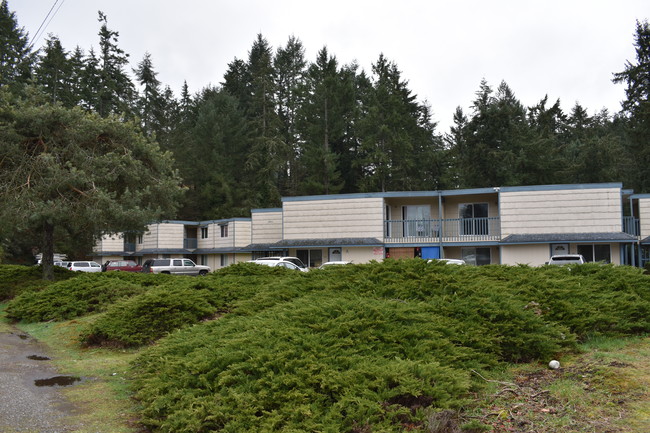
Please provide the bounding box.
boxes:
[200,255,208,266]
[461,247,491,266]
[173,259,182,266]
[577,244,611,263]
[220,254,228,267]
[459,203,489,235]
[402,205,431,237]
[297,249,323,268]
[137,235,143,244]
[220,224,228,238]
[201,227,209,239]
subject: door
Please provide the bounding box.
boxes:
[459,203,489,235]
[329,248,342,262]
[402,205,431,237]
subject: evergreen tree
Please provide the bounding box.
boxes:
[357,54,437,191]
[613,19,650,192]
[274,36,307,195]
[0,89,183,279]
[133,52,165,136]
[34,35,73,105]
[0,0,34,89]
[80,47,102,112]
[96,11,134,117]
[452,80,530,187]
[244,34,285,206]
[175,88,250,219]
[296,47,346,195]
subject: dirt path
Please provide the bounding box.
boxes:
[0,329,82,433]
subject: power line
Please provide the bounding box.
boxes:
[28,0,65,50]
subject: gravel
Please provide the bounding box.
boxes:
[0,329,81,433]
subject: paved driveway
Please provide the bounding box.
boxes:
[0,329,80,433]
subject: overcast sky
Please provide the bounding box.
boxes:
[10,0,649,131]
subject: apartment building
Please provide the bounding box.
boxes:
[93,182,644,269]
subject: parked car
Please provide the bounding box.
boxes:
[254,256,307,269]
[141,258,211,276]
[253,259,309,272]
[67,261,102,272]
[546,254,585,265]
[103,260,142,272]
[318,261,352,269]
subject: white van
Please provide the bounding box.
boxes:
[67,261,103,272]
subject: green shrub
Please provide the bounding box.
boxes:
[5,273,148,322]
[0,264,72,301]
[130,293,481,433]
[82,286,224,347]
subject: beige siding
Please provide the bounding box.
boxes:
[500,187,622,235]
[155,223,185,248]
[137,223,185,250]
[639,198,650,237]
[282,197,384,239]
[95,234,123,252]
[501,245,550,265]
[232,221,252,247]
[252,211,283,244]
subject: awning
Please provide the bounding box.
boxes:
[269,238,384,249]
[500,232,637,244]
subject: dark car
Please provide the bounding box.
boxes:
[103,260,143,272]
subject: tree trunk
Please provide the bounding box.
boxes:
[42,221,55,280]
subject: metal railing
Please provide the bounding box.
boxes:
[183,238,198,249]
[385,217,501,243]
[623,216,640,236]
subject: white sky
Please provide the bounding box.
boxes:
[9,0,649,132]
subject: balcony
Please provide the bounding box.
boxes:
[385,217,501,243]
[184,238,198,249]
[623,216,640,236]
[123,242,136,253]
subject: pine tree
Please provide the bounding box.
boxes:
[274,36,307,195]
[357,54,435,191]
[96,11,134,117]
[0,0,34,89]
[613,19,650,192]
[244,34,284,206]
[296,47,345,195]
[34,35,73,105]
[133,52,165,136]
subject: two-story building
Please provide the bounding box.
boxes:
[93,182,644,269]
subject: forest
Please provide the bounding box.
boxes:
[2,1,649,224]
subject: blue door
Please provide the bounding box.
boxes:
[421,247,440,259]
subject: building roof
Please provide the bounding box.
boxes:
[193,247,243,254]
[641,236,650,245]
[238,243,281,252]
[500,232,637,244]
[131,248,193,256]
[270,238,384,248]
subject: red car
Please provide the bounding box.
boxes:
[103,260,142,272]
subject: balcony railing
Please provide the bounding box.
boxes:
[623,216,640,236]
[184,238,198,249]
[385,217,501,243]
[123,242,136,252]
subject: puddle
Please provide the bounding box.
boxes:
[34,376,81,387]
[27,355,51,361]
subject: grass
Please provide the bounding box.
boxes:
[14,314,141,433]
[468,335,650,432]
